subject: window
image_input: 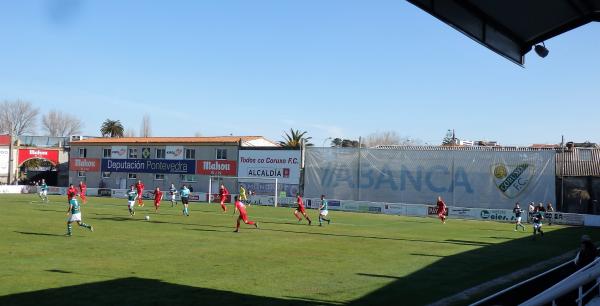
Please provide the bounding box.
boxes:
[155,174,165,180]
[79,148,87,158]
[216,148,227,160]
[156,148,166,159]
[185,148,195,159]
[103,148,111,158]
[128,173,137,180]
[129,148,138,158]
[102,172,111,178]
[180,174,197,182]
[77,171,86,177]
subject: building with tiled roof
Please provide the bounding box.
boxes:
[69,135,278,191]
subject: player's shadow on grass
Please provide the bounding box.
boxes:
[45,269,73,274]
[0,277,334,306]
[89,216,139,222]
[409,253,446,258]
[188,228,232,233]
[89,216,203,228]
[14,231,63,237]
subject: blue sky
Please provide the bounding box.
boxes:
[1,0,599,146]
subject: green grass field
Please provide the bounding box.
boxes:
[1,194,599,306]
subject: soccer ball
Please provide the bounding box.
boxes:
[145,216,150,221]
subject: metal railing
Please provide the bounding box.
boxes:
[470,259,575,306]
[520,257,600,306]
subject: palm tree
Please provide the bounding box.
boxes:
[100,119,124,138]
[279,129,313,149]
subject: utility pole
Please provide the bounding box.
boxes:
[561,135,565,211]
[7,134,14,184]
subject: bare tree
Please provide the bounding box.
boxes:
[0,100,39,136]
[124,128,136,137]
[363,131,421,148]
[140,114,152,137]
[41,110,83,136]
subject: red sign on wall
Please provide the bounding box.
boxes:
[69,158,101,172]
[0,135,10,145]
[196,160,237,176]
[18,149,60,165]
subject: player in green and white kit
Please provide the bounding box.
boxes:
[169,183,178,207]
[66,197,93,236]
[318,194,331,226]
[38,179,49,203]
[126,185,138,216]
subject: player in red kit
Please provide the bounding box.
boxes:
[293,193,312,225]
[233,195,258,232]
[78,181,87,204]
[135,180,145,207]
[153,187,163,212]
[67,184,78,203]
[436,196,447,224]
[219,183,229,212]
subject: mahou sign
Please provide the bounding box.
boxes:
[70,158,101,172]
[18,149,59,165]
[196,160,237,176]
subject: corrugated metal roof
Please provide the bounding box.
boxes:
[71,136,275,146]
[557,148,600,176]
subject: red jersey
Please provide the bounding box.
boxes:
[67,187,77,201]
[79,182,87,193]
[437,200,446,212]
[153,190,163,200]
[219,186,229,197]
[297,196,305,209]
[235,200,247,215]
[135,182,144,193]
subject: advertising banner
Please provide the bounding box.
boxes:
[196,160,237,176]
[0,148,8,175]
[101,159,195,174]
[47,186,66,195]
[543,212,585,226]
[97,188,112,197]
[304,148,556,209]
[166,146,184,160]
[111,146,128,159]
[18,148,59,165]
[238,150,301,185]
[70,158,101,172]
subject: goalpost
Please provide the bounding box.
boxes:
[208,176,279,207]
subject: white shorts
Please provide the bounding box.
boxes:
[516,216,522,222]
[320,210,329,216]
[68,213,82,222]
[170,194,176,201]
[39,190,47,196]
[534,223,542,230]
[128,201,135,208]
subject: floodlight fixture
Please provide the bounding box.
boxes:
[534,42,549,58]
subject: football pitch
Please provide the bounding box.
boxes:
[1,194,599,306]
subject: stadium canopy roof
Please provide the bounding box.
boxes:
[407,0,600,66]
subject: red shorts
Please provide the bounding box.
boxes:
[297,205,306,214]
[154,200,161,206]
[239,213,248,222]
[438,209,446,218]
